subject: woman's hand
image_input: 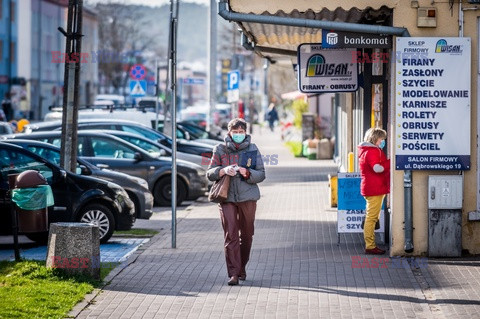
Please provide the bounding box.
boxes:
[223,165,237,177]
[238,167,249,178]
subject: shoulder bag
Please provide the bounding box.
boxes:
[208,145,231,203]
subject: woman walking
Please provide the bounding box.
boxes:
[358,127,390,255]
[207,118,266,285]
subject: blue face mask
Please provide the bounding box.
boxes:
[379,140,386,149]
[232,133,246,144]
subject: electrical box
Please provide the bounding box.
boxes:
[428,175,463,209]
[417,7,437,28]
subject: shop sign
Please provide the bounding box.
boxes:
[297,44,358,93]
[337,173,384,234]
[395,37,471,170]
[322,30,392,49]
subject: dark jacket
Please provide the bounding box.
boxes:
[358,142,390,196]
[207,135,265,202]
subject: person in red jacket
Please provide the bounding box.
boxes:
[358,127,390,255]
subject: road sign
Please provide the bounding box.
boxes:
[130,64,147,81]
[183,78,205,85]
[129,80,147,97]
[227,70,239,90]
[227,70,240,103]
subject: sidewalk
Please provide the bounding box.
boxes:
[72,126,480,319]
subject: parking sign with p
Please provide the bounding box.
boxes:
[227,70,240,103]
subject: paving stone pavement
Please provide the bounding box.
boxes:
[72,126,480,319]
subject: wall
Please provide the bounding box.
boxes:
[390,1,479,255]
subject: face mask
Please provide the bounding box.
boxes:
[379,140,386,149]
[232,133,246,144]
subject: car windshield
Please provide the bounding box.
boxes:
[119,136,164,157]
[90,137,137,159]
[121,124,168,141]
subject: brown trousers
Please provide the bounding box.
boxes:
[219,201,256,277]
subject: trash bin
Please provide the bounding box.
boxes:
[11,170,54,233]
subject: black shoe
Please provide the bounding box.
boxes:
[239,274,246,281]
[228,276,239,286]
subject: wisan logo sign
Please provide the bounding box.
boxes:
[306,54,352,77]
[435,39,462,53]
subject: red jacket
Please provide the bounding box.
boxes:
[358,142,390,196]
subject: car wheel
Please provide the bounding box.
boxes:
[154,176,187,206]
[78,204,115,244]
[25,232,49,244]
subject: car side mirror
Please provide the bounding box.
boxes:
[184,131,191,140]
[159,149,167,157]
[79,165,91,175]
[134,152,143,162]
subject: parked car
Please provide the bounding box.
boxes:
[0,122,14,135]
[23,119,214,158]
[179,105,223,136]
[10,131,209,206]
[0,142,135,243]
[43,107,164,128]
[4,139,154,219]
[156,120,222,146]
[95,94,126,107]
[93,129,209,169]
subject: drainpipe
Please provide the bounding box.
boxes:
[218,1,410,37]
[404,170,414,253]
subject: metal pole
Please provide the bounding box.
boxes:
[170,0,179,249]
[207,0,217,132]
[404,170,414,253]
[155,59,159,131]
[7,0,12,103]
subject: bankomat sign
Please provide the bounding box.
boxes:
[322,30,392,49]
[297,44,358,93]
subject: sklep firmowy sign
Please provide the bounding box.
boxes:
[297,44,358,93]
[395,37,471,171]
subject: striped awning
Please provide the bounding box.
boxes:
[224,1,394,60]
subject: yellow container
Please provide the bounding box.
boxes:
[328,174,338,207]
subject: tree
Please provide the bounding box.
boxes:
[95,2,165,95]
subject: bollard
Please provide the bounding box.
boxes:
[347,152,354,172]
[46,223,100,279]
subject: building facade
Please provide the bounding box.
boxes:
[222,0,480,256]
[0,0,18,110]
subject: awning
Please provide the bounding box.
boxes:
[220,1,403,61]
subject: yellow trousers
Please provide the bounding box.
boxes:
[364,195,384,249]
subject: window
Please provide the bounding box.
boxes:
[0,149,54,184]
[90,137,136,159]
[122,136,163,157]
[121,125,163,141]
[10,1,14,22]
